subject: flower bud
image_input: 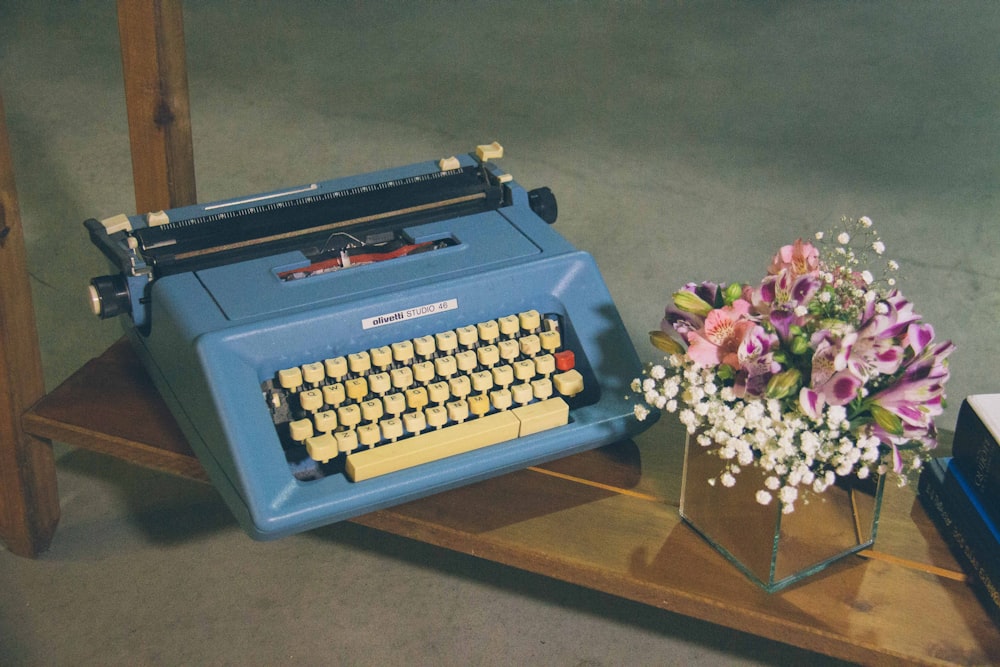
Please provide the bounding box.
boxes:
[723,282,744,306]
[672,290,713,317]
[790,336,810,355]
[765,368,802,399]
[870,404,904,436]
[649,330,685,355]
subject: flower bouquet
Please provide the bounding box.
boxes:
[634,216,955,590]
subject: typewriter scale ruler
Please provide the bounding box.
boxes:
[134,164,503,275]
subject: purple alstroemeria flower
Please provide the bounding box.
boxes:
[868,334,955,470]
[733,325,781,398]
[808,330,864,406]
[752,269,822,340]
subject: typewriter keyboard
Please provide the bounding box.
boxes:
[262,310,588,482]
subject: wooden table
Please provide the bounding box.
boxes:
[23,340,1000,666]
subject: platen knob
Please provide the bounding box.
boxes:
[88,274,131,319]
[528,187,558,224]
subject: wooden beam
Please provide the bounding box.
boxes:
[0,92,60,557]
[117,0,196,214]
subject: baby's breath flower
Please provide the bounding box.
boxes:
[632,217,950,513]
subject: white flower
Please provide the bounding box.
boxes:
[765,476,780,490]
[650,364,666,380]
[755,490,773,505]
[838,232,851,244]
[859,216,873,228]
[872,241,885,255]
[721,473,736,487]
[633,405,650,420]
[861,270,873,285]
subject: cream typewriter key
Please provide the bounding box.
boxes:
[518,309,541,332]
[434,355,457,378]
[455,350,478,373]
[448,375,472,399]
[514,359,536,382]
[380,417,404,442]
[492,364,514,387]
[357,423,381,448]
[534,354,556,377]
[467,394,491,418]
[305,433,338,463]
[335,430,359,455]
[456,325,478,348]
[370,346,392,370]
[324,356,348,381]
[383,393,406,417]
[498,339,520,362]
[428,381,450,405]
[511,383,534,406]
[288,418,313,442]
[390,367,414,390]
[302,362,325,385]
[477,320,500,343]
[553,369,584,397]
[323,383,346,407]
[412,361,435,384]
[313,410,338,433]
[348,351,371,375]
[498,314,520,337]
[435,330,458,353]
[539,330,561,353]
[470,370,493,394]
[345,377,368,401]
[490,388,513,411]
[446,400,469,423]
[426,405,449,429]
[360,399,384,423]
[403,410,427,435]
[368,372,391,396]
[405,386,429,411]
[299,389,323,412]
[337,404,362,429]
[519,334,541,357]
[531,377,554,401]
[413,335,436,358]
[391,340,414,365]
[477,344,500,368]
[278,367,303,390]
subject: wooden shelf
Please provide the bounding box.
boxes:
[22,340,1000,666]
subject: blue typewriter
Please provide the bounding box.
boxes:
[85,142,655,539]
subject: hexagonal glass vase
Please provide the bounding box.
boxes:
[679,432,885,593]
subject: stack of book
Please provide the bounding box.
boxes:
[919,394,1000,621]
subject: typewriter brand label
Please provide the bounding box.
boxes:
[362,299,458,330]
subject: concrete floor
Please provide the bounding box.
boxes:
[2,1,998,664]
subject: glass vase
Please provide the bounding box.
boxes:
[679,432,885,593]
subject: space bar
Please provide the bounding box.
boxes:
[345,398,569,482]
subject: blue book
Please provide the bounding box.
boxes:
[919,457,1000,621]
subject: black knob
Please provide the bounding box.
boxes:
[88,274,131,319]
[528,187,558,224]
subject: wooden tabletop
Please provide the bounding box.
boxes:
[24,339,1000,666]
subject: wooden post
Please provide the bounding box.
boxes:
[117,0,197,214]
[0,93,61,557]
